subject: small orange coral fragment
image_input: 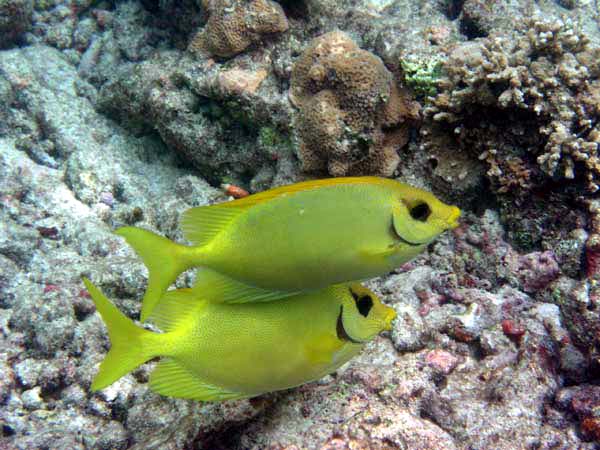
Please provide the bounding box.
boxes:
[223,183,249,198]
[218,68,268,96]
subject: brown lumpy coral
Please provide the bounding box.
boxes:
[424,19,600,194]
[290,31,420,177]
[188,0,289,58]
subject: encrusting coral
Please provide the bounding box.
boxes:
[290,31,420,177]
[424,19,600,193]
[188,0,289,58]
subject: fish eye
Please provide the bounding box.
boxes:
[349,288,373,317]
[356,295,373,317]
[408,202,431,222]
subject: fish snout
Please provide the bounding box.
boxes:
[445,206,461,229]
[383,307,397,331]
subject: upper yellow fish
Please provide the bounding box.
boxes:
[83,277,396,401]
[117,176,460,321]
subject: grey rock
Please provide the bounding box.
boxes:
[0,43,227,449]
[73,17,98,51]
[21,387,43,410]
[391,304,427,352]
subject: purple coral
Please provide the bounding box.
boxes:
[514,250,561,293]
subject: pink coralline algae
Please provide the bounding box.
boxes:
[513,251,561,293]
[501,319,526,343]
[424,349,459,375]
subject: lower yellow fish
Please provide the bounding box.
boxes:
[84,278,396,401]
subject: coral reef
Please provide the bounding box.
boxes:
[420,17,600,257]
[188,0,289,58]
[425,18,600,194]
[1,0,600,448]
[290,31,420,177]
[0,0,33,49]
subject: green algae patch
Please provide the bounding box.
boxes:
[400,57,443,97]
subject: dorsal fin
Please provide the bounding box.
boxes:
[180,177,383,245]
[149,358,246,401]
[148,288,204,332]
[218,177,383,208]
[192,269,298,304]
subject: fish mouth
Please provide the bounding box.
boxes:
[336,306,363,344]
[446,206,461,229]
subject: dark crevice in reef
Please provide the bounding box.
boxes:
[276,0,309,20]
[441,0,466,20]
[459,16,488,40]
[194,422,248,450]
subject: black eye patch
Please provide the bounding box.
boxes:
[349,288,373,317]
[409,202,431,222]
[356,295,373,317]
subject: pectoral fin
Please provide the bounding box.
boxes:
[304,334,343,366]
[149,359,246,402]
[360,244,401,262]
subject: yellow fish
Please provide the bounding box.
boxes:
[117,176,460,321]
[83,277,396,401]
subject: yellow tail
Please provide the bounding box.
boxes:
[115,227,195,322]
[83,278,159,391]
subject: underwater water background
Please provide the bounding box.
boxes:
[1,0,600,448]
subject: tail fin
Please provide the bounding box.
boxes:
[115,227,195,322]
[83,278,158,391]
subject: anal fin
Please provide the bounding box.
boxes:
[180,205,242,246]
[193,269,299,304]
[149,359,246,401]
